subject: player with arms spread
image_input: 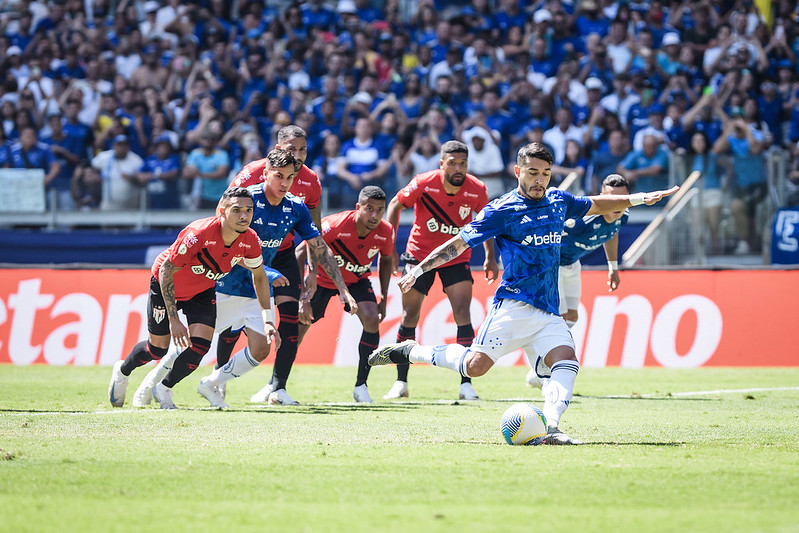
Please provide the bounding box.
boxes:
[294,186,394,402]
[107,187,274,409]
[225,125,324,406]
[383,140,499,401]
[370,142,677,444]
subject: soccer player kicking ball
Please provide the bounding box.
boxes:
[527,173,631,389]
[369,142,678,444]
[107,187,276,409]
[383,140,499,401]
[194,148,357,408]
[294,186,394,403]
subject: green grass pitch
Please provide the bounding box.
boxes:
[1,364,798,533]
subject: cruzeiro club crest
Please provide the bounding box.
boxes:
[459,205,471,220]
[153,305,166,323]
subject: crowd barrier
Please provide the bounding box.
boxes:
[0,268,796,367]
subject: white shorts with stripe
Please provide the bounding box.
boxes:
[558,260,582,314]
[215,293,271,337]
[471,298,574,368]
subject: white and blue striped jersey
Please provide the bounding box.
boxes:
[460,188,592,315]
[559,211,629,266]
[216,186,320,299]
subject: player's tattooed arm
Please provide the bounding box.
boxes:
[158,259,181,321]
[158,259,191,349]
[398,235,469,293]
[308,235,359,314]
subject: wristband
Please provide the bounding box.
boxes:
[629,192,646,206]
[261,308,274,324]
[408,265,424,279]
[608,260,619,272]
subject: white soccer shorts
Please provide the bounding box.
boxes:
[558,260,582,314]
[470,298,574,365]
[215,293,271,337]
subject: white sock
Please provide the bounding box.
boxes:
[542,360,579,428]
[141,350,178,389]
[206,347,259,386]
[409,344,470,377]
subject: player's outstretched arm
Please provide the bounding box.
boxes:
[587,185,680,215]
[482,238,499,284]
[249,265,281,350]
[307,236,359,315]
[385,196,405,275]
[158,259,191,350]
[398,234,470,294]
[603,234,620,292]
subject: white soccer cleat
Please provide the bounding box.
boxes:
[383,380,409,399]
[217,382,226,400]
[197,377,229,409]
[525,369,550,390]
[132,381,153,407]
[108,360,129,407]
[353,384,373,403]
[267,388,300,406]
[153,382,177,410]
[249,382,275,403]
[543,426,583,445]
[458,382,480,401]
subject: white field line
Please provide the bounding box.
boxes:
[655,386,799,397]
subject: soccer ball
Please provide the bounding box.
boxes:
[501,403,547,446]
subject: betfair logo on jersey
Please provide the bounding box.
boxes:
[260,239,283,249]
[522,231,562,246]
[426,218,461,235]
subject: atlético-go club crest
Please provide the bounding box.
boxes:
[459,205,471,219]
[153,306,166,323]
[367,247,379,259]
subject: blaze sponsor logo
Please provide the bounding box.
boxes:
[190,264,228,280]
[426,218,461,235]
[153,306,166,324]
[191,265,205,274]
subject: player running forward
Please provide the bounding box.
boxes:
[369,142,678,444]
[224,125,323,406]
[194,149,357,408]
[107,187,275,409]
[383,140,499,401]
[527,173,630,389]
[294,186,394,403]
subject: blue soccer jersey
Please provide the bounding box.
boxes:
[559,211,629,266]
[216,187,320,299]
[460,188,592,315]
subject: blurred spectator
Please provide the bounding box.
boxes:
[337,117,390,206]
[551,139,587,189]
[688,131,723,254]
[400,133,440,181]
[71,163,103,211]
[91,135,144,211]
[9,125,60,193]
[139,135,181,210]
[713,112,766,254]
[184,130,230,209]
[589,129,629,194]
[461,120,505,199]
[617,133,670,193]
[543,107,583,165]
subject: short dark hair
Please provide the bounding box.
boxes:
[516,142,554,165]
[221,186,252,202]
[266,147,297,169]
[276,125,307,143]
[358,185,386,203]
[441,140,468,158]
[601,173,629,190]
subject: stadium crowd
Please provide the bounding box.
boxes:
[2,0,799,255]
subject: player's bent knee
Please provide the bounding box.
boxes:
[146,342,169,361]
[466,353,493,377]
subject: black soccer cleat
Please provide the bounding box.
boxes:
[368,340,417,366]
